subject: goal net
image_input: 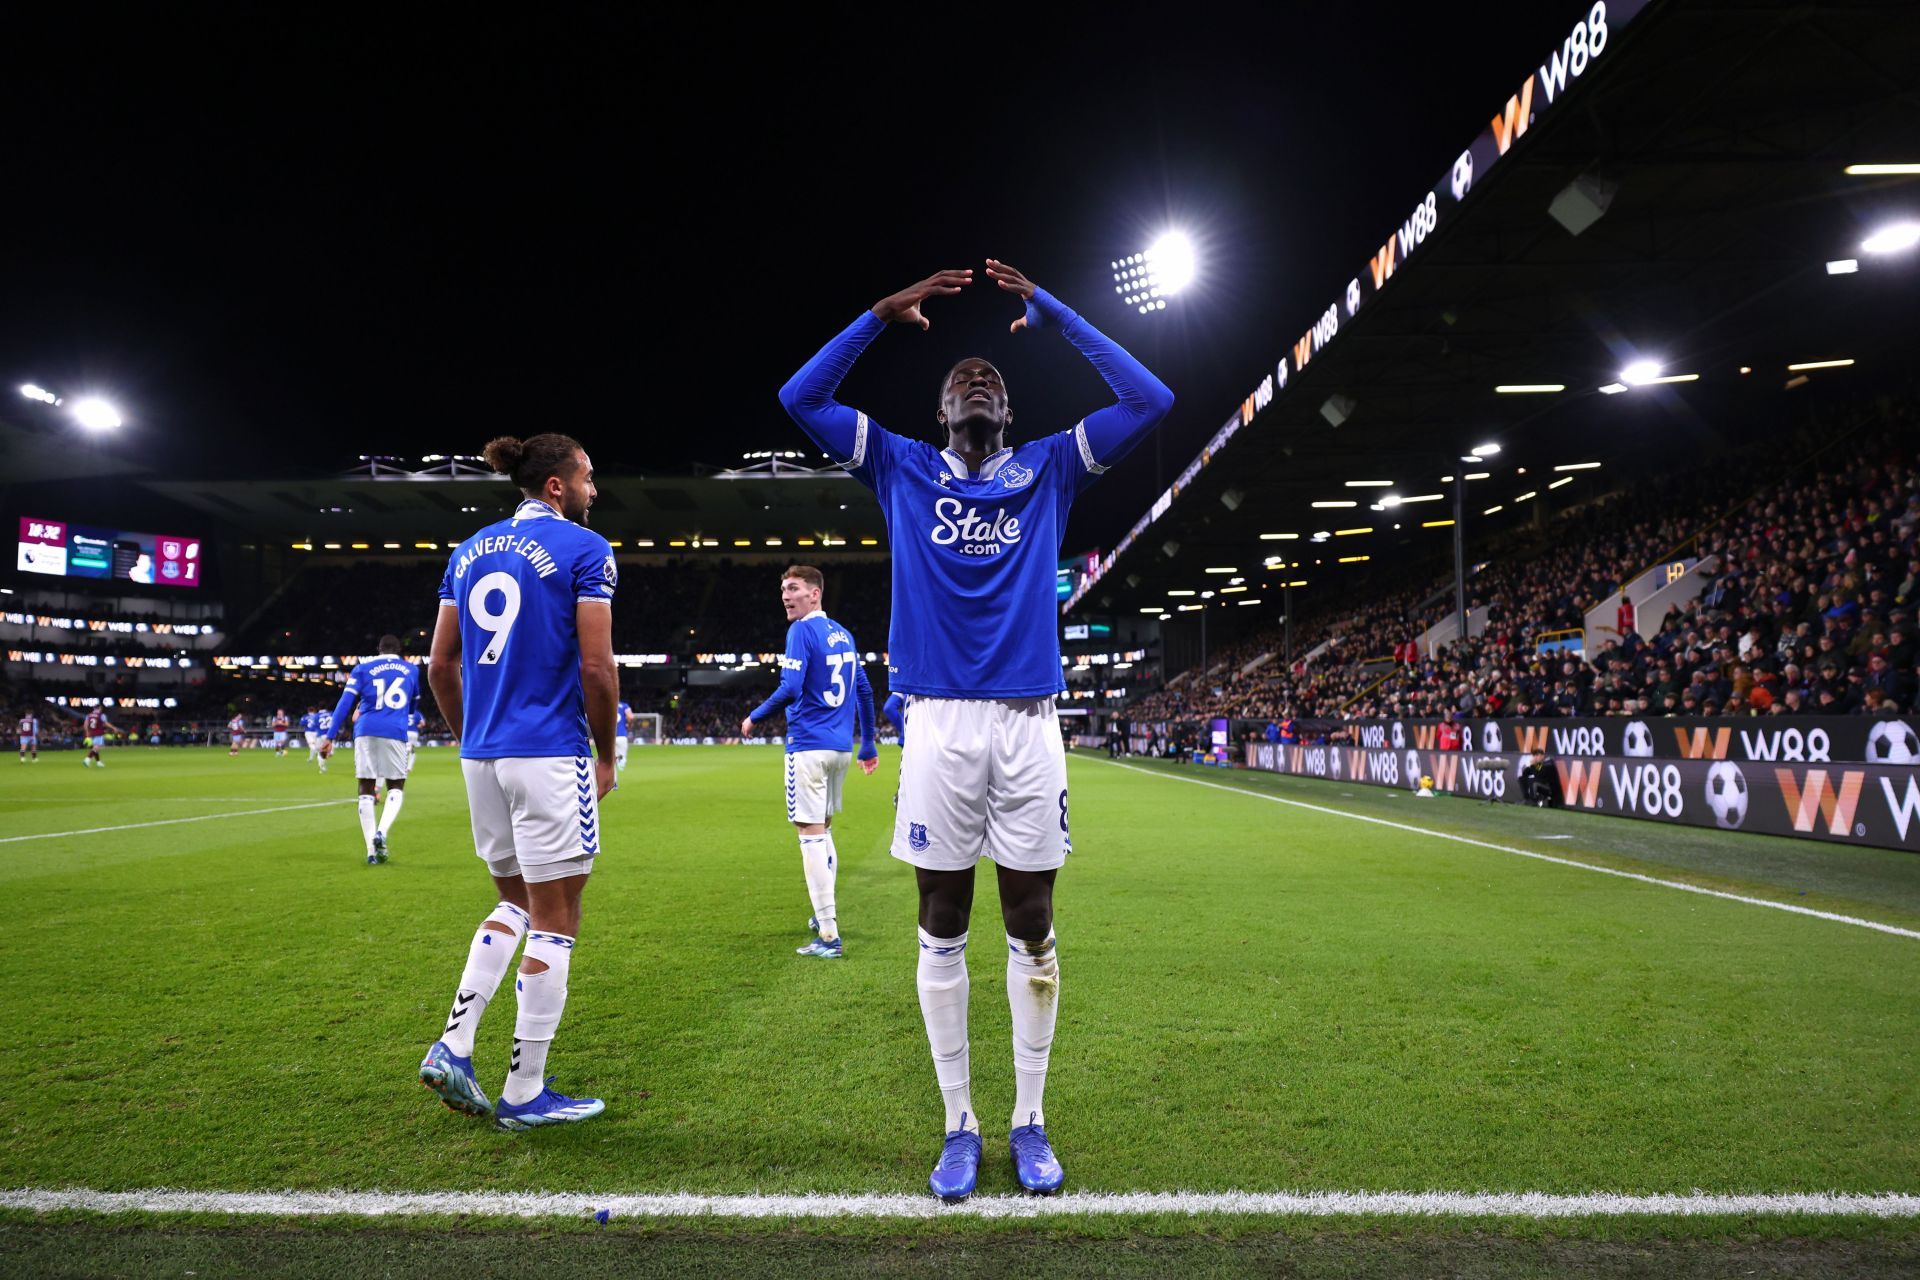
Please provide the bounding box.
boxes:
[629,712,665,745]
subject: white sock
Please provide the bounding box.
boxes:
[504,931,574,1105]
[378,788,406,836]
[917,928,975,1134]
[357,795,376,851]
[1008,930,1059,1130]
[441,902,530,1057]
[799,832,838,940]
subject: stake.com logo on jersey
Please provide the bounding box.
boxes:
[930,497,1022,557]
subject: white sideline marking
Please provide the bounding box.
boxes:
[1,1187,1916,1220]
[1103,762,1920,942]
[0,800,354,845]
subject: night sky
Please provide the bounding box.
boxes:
[2,5,1578,545]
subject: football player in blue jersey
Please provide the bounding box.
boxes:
[614,697,633,775]
[319,635,420,865]
[779,260,1173,1200]
[740,565,878,958]
[301,706,322,764]
[420,432,618,1132]
[314,709,333,773]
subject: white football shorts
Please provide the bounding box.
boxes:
[304,732,320,750]
[273,731,288,746]
[461,755,600,884]
[615,735,630,767]
[785,748,850,824]
[354,734,410,780]
[892,696,1070,873]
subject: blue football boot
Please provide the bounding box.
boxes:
[1009,1116,1065,1194]
[493,1078,606,1132]
[796,934,844,958]
[929,1117,982,1202]
[418,1041,490,1118]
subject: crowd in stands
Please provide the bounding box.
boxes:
[1128,403,1920,727]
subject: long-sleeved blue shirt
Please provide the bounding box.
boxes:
[750,610,876,758]
[778,288,1172,698]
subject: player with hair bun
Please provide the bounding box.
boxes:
[419,432,619,1132]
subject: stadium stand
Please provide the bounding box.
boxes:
[1127,401,1920,729]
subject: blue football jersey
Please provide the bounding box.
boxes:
[439,498,615,759]
[846,423,1097,698]
[616,700,632,737]
[780,293,1170,701]
[750,611,870,754]
[331,655,420,741]
[316,710,333,735]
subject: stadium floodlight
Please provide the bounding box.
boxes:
[1310,500,1357,508]
[1861,222,1920,254]
[1494,384,1565,394]
[1620,359,1663,385]
[1597,382,1629,394]
[1259,532,1299,540]
[1787,358,1856,371]
[1334,528,1371,536]
[1516,491,1538,502]
[19,384,58,404]
[1339,555,1370,563]
[1469,443,1501,457]
[1147,231,1196,291]
[1483,506,1503,516]
[1113,230,1196,313]
[1554,462,1602,470]
[71,397,123,431]
[1549,477,1573,489]
[1204,566,1239,573]
[1344,479,1394,487]
[1167,589,1196,597]
[1463,472,1491,480]
[1846,163,1920,175]
[1396,493,1445,503]
[1827,258,1859,275]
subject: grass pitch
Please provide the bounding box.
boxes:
[2,744,1917,1272]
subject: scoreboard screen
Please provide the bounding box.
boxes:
[17,517,204,589]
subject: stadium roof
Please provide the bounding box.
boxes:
[143,459,887,547]
[1066,0,1920,619]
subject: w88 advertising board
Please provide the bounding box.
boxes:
[1346,716,1917,767]
[1244,741,1920,853]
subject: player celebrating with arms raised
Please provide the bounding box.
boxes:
[419,432,617,1131]
[740,565,878,958]
[778,261,1173,1198]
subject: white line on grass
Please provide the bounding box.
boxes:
[0,800,355,845]
[1101,761,1920,941]
[0,1187,1915,1220]
[0,1189,1912,1220]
